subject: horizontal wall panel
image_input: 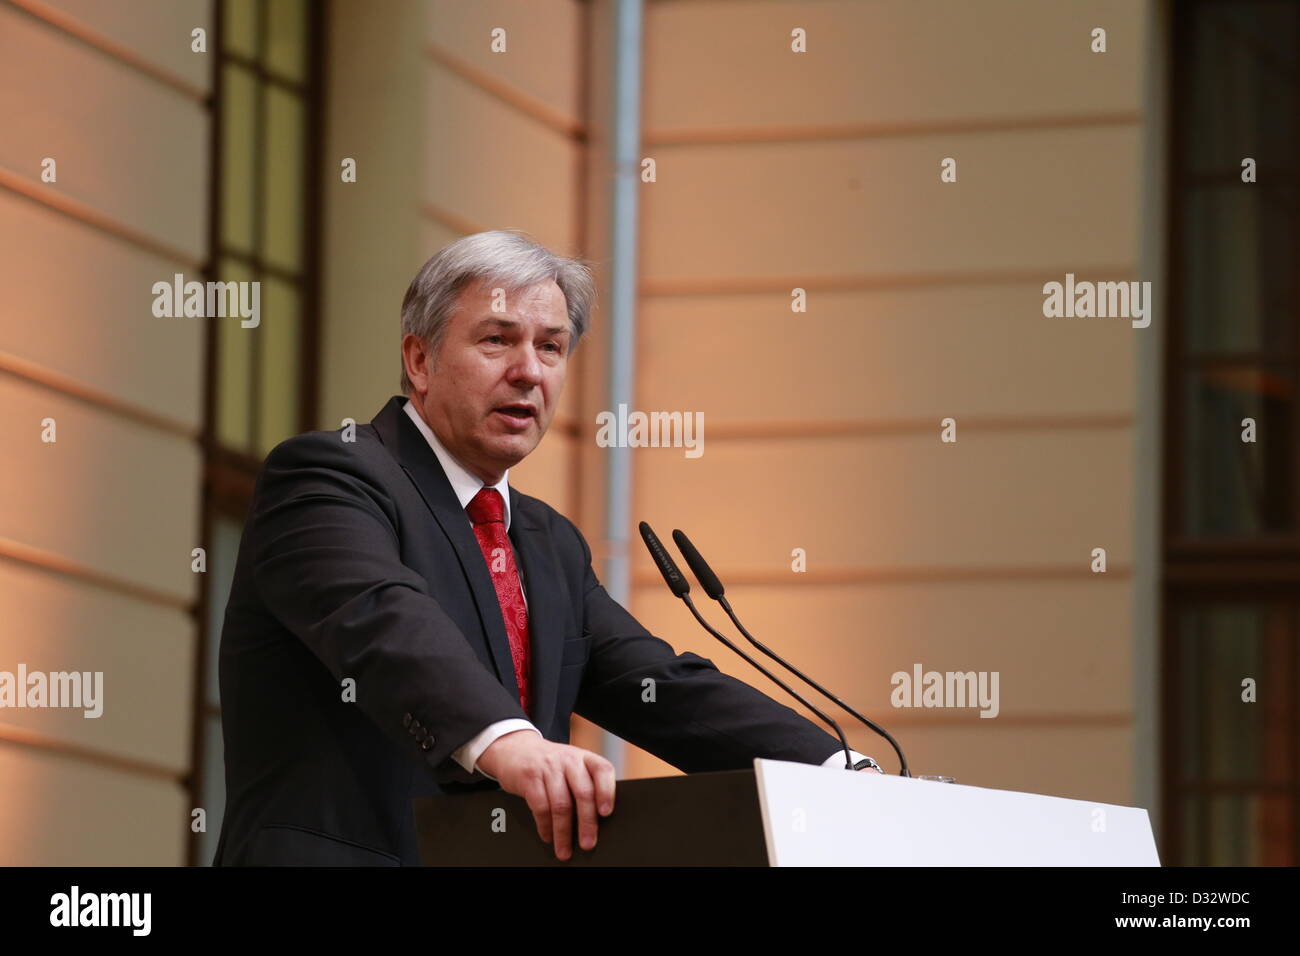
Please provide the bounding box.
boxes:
[631,577,1131,717]
[645,0,1144,134]
[424,59,581,253]
[0,4,209,260]
[0,744,187,864]
[640,283,1137,425]
[640,125,1140,283]
[632,429,1133,570]
[0,379,201,601]
[0,560,194,772]
[428,0,583,127]
[33,0,214,92]
[0,191,204,429]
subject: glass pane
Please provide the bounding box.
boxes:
[1178,603,1292,785]
[1180,792,1202,865]
[264,0,307,82]
[216,258,255,450]
[261,86,304,272]
[1208,794,1251,865]
[1187,1,1298,177]
[1255,794,1296,866]
[1183,184,1296,356]
[223,0,258,59]
[1182,365,1294,536]
[220,64,257,254]
[204,515,245,707]
[1202,794,1294,866]
[197,713,226,866]
[256,277,301,456]
[1179,621,1204,782]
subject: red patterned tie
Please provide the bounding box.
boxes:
[465,487,531,716]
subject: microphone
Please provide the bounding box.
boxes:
[638,521,857,772]
[671,528,911,777]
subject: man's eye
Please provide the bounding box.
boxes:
[542,342,560,352]
[485,335,504,344]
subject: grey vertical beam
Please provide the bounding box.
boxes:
[600,0,644,774]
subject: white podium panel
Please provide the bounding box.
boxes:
[754,759,1160,866]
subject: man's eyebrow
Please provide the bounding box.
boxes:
[472,316,570,336]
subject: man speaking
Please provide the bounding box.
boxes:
[213,229,878,866]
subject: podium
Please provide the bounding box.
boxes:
[413,758,1161,866]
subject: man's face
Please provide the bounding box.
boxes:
[405,278,570,485]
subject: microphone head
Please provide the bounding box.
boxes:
[671,529,726,600]
[638,521,690,597]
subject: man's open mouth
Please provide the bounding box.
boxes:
[495,404,536,420]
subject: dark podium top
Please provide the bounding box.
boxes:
[413,769,769,866]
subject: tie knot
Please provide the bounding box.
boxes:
[466,487,505,526]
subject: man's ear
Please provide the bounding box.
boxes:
[403,333,433,393]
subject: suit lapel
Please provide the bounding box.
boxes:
[370,396,520,701]
[370,396,565,733]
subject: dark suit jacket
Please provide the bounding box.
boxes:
[212,394,842,865]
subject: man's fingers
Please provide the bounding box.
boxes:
[587,753,616,816]
[543,767,574,861]
[500,743,616,859]
[565,760,599,852]
[523,777,553,846]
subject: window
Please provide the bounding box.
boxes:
[213,0,320,456]
[1163,0,1299,865]
[190,0,323,866]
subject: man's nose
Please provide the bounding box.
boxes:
[506,345,544,385]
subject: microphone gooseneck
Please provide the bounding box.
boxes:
[671,527,911,777]
[638,521,856,771]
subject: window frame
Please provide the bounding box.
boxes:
[188,0,325,867]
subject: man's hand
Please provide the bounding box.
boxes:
[477,730,616,861]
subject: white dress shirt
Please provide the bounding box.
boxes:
[402,399,880,779]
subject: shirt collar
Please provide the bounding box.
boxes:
[403,399,512,531]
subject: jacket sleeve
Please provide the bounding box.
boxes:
[561,518,841,772]
[247,430,527,774]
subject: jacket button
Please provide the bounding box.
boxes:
[402,713,413,728]
[421,737,434,751]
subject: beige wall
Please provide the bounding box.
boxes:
[0,0,209,864]
[622,0,1155,808]
[319,0,424,431]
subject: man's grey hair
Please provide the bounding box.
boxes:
[399,229,596,394]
